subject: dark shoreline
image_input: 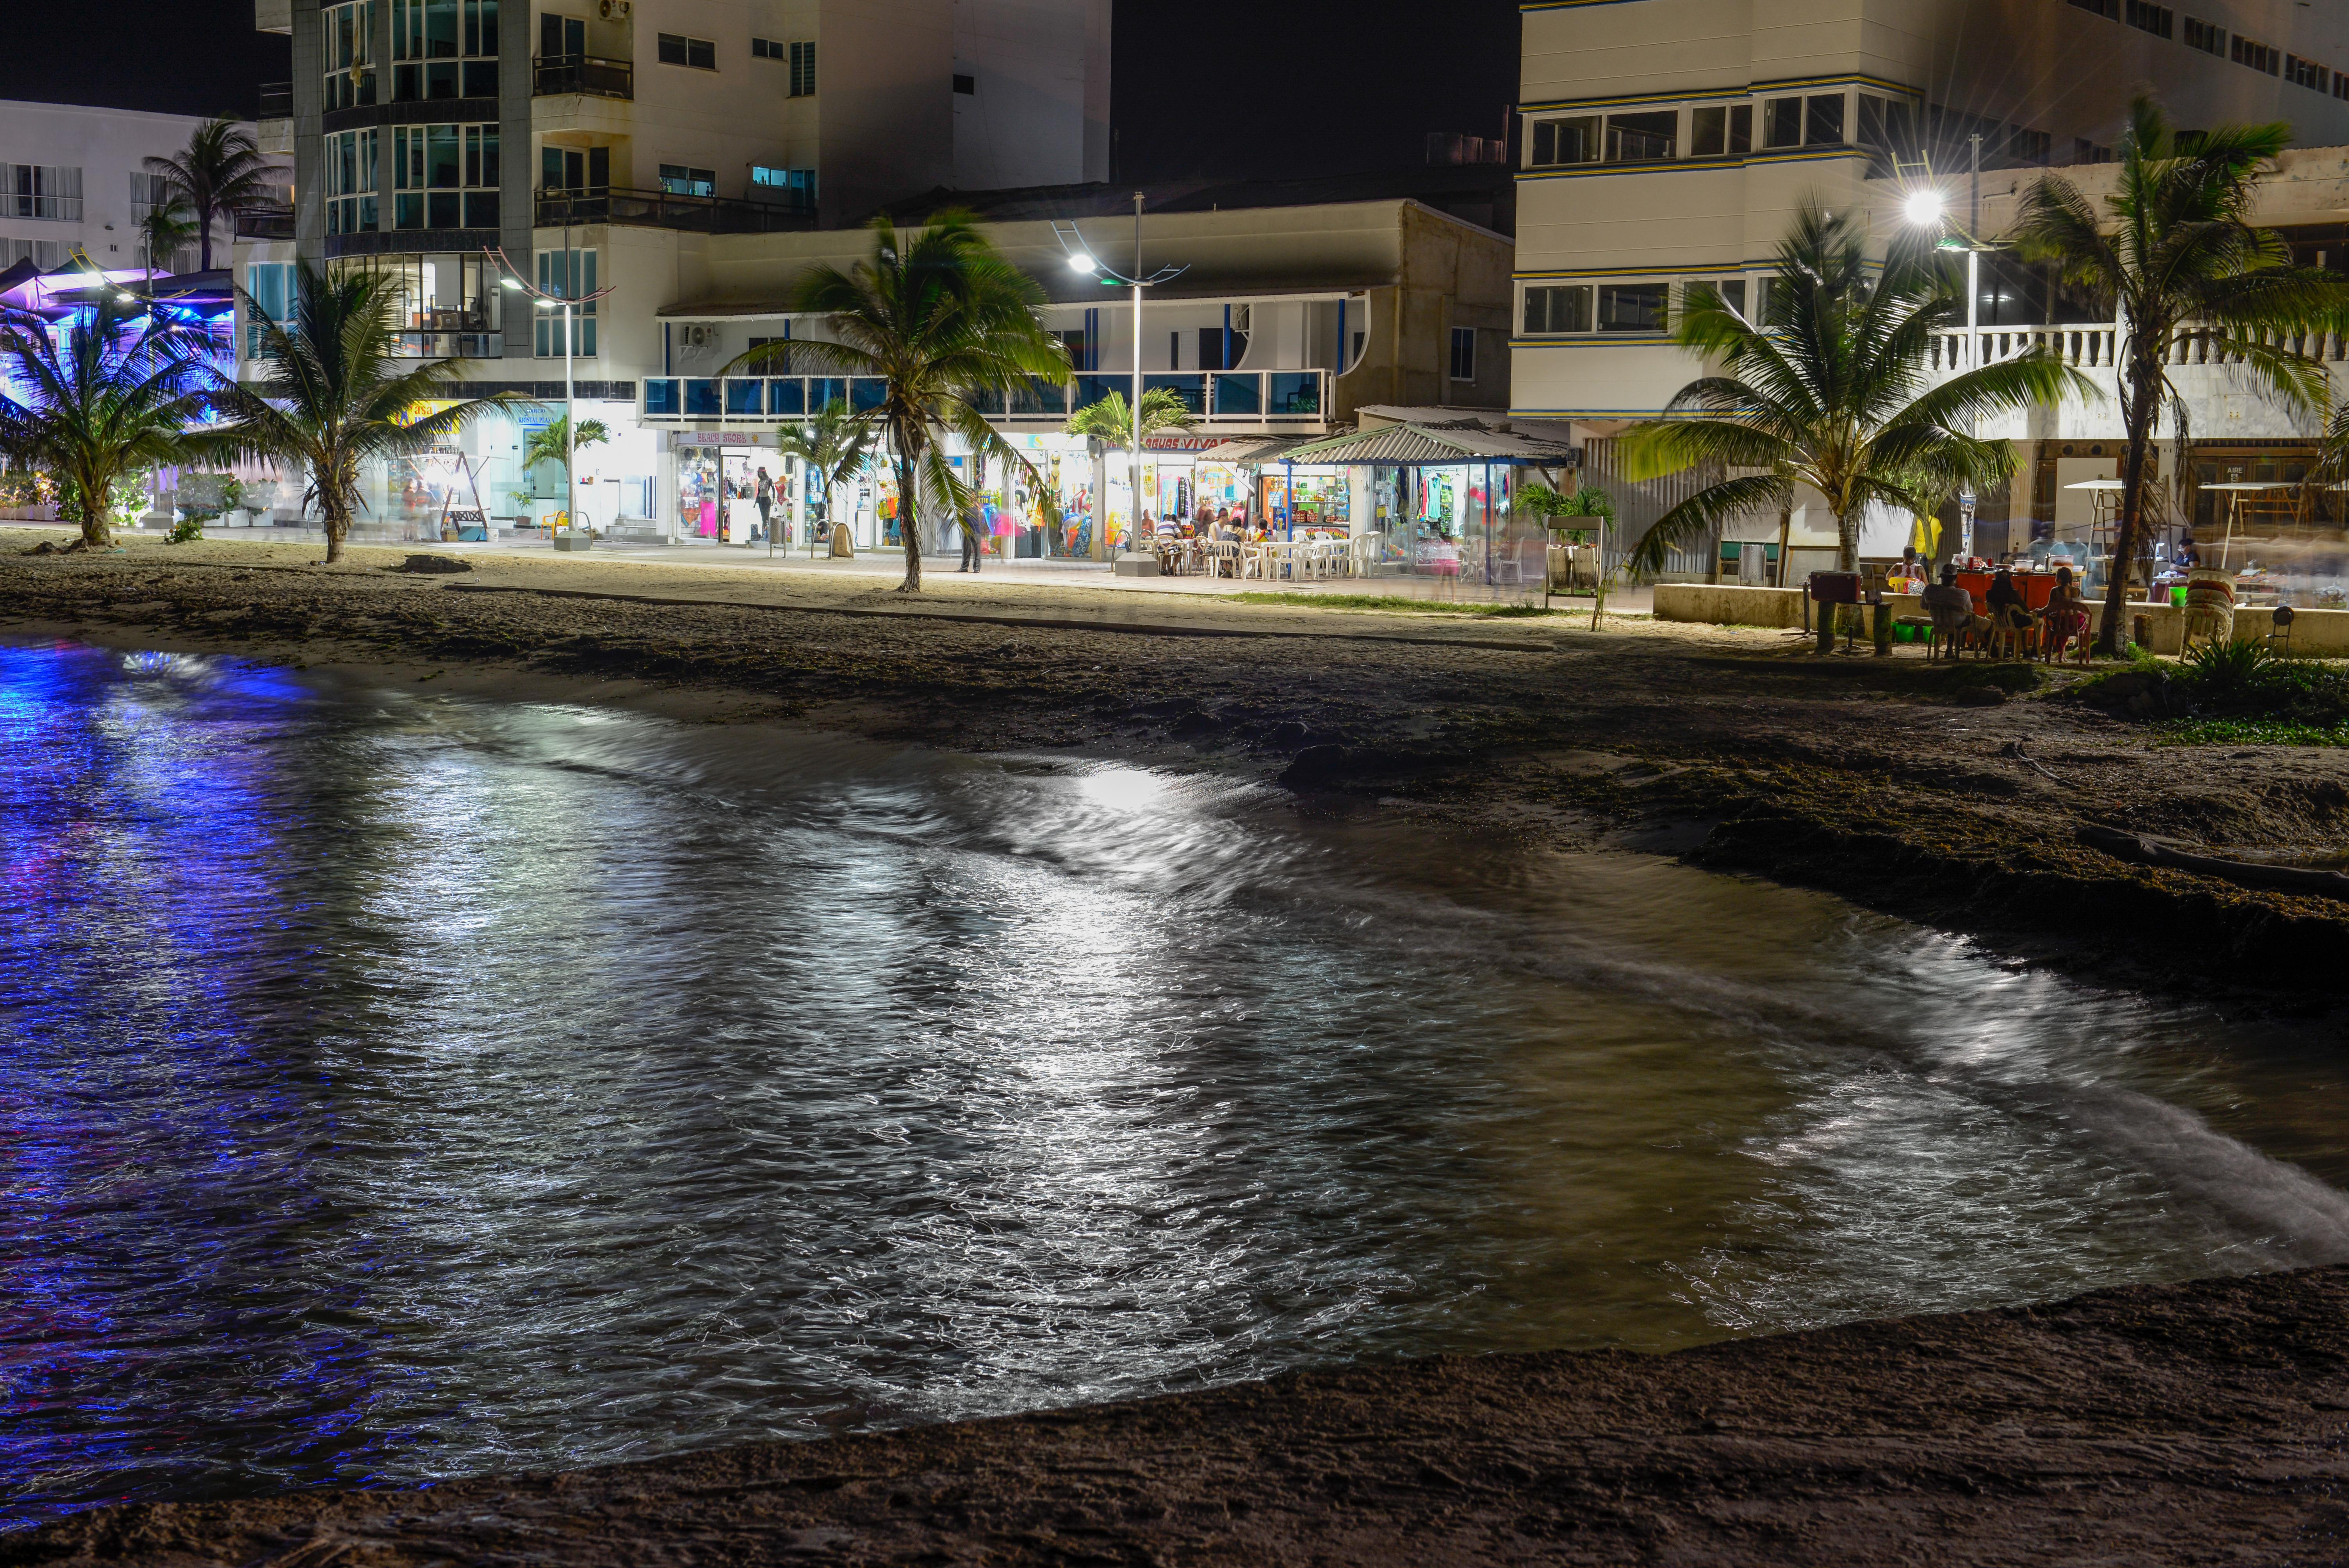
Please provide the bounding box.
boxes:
[11,1265,2349,1565]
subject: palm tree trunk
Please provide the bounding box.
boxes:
[76,475,111,550]
[894,437,922,594]
[1836,507,1860,574]
[198,200,214,273]
[2100,363,2160,657]
[1774,501,1791,588]
[323,499,348,564]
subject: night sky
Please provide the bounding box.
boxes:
[0,1,1521,182]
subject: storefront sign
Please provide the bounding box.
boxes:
[1142,436,1229,452]
[673,431,760,447]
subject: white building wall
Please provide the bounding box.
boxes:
[0,99,278,274]
[950,0,1111,191]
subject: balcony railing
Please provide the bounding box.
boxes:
[234,206,296,240]
[533,53,633,100]
[639,370,1330,426]
[1929,323,2349,373]
[535,185,819,234]
[258,81,292,118]
[393,330,503,359]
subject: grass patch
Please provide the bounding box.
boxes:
[2155,717,2349,747]
[1230,592,1558,618]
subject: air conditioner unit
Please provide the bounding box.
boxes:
[679,324,721,350]
[599,0,631,17]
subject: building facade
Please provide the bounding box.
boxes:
[0,98,283,276]
[1508,0,2349,575]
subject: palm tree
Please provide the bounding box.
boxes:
[772,398,875,550]
[0,296,212,548]
[1064,387,1196,447]
[1620,204,2092,579]
[726,210,1071,592]
[138,197,200,283]
[522,414,610,496]
[145,117,279,272]
[195,264,523,563]
[2013,96,2349,653]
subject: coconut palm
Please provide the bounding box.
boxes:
[726,210,1071,592]
[772,398,875,547]
[1620,203,2094,577]
[2013,96,2349,653]
[522,414,610,489]
[138,197,200,283]
[146,117,280,273]
[1063,386,1196,447]
[0,295,213,547]
[194,264,524,563]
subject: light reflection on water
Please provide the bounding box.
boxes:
[5,638,2349,1524]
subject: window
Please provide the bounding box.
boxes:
[1805,94,1845,145]
[129,171,172,210]
[1857,94,1916,174]
[1762,97,1803,149]
[659,164,717,198]
[1528,116,1599,166]
[1449,326,1476,381]
[2125,0,2172,37]
[1604,110,1676,162]
[658,33,716,69]
[2231,34,2278,74]
[2183,16,2224,53]
[2287,54,2332,91]
[323,0,380,109]
[751,36,782,59]
[953,73,977,95]
[542,145,608,195]
[2074,138,2115,164]
[2338,71,2349,101]
[2,165,81,224]
[0,237,70,271]
[324,128,378,235]
[749,165,816,210]
[244,261,294,356]
[392,123,497,229]
[535,248,597,356]
[2008,127,2051,165]
[2067,0,2117,16]
[790,41,816,96]
[1596,282,1669,333]
[1522,285,1590,334]
[394,0,498,98]
[1689,104,1752,158]
[1716,279,1748,317]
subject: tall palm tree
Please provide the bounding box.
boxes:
[1620,203,2092,577]
[138,197,200,283]
[1063,387,1196,447]
[772,398,875,547]
[2013,96,2349,653]
[0,296,213,548]
[522,414,610,489]
[726,210,1071,592]
[145,117,279,273]
[195,264,522,563]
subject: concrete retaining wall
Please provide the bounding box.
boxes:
[1652,583,1806,628]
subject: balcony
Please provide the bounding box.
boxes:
[394,328,503,360]
[535,185,819,235]
[638,371,1331,429]
[257,81,293,118]
[533,53,633,100]
[234,206,296,241]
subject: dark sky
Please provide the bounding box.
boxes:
[0,2,1520,182]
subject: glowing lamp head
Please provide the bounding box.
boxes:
[1068,252,1097,274]
[501,277,525,291]
[535,298,558,310]
[1904,189,1948,228]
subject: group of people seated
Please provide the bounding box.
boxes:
[1919,563,2094,662]
[1165,506,1270,545]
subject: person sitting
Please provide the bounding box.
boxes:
[1984,566,2033,657]
[2174,532,2201,569]
[2040,565,2092,663]
[1919,565,1981,659]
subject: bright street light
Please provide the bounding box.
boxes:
[501,277,525,290]
[1068,252,1097,273]
[534,298,557,309]
[1904,188,1947,227]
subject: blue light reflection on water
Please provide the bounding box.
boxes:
[6,638,2349,1529]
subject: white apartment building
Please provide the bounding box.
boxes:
[234,0,1109,535]
[1509,0,2349,567]
[0,99,278,276]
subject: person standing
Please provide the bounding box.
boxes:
[960,502,984,573]
[754,467,774,542]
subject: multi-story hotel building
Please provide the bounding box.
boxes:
[1509,0,2349,567]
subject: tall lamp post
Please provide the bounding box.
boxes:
[486,246,617,538]
[1903,176,2003,561]
[1055,196,1185,558]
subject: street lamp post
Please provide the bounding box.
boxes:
[1056,199,1186,560]
[1904,169,2002,562]
[487,246,617,539]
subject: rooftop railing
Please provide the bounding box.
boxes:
[533,53,633,100]
[639,370,1330,426]
[535,185,819,235]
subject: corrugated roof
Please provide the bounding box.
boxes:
[1194,436,1318,463]
[1274,422,1578,467]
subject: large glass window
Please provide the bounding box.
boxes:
[323,1,380,109]
[1596,282,1669,333]
[393,123,498,229]
[1605,110,1677,162]
[659,164,716,198]
[1522,285,1592,334]
[324,128,378,235]
[244,261,294,356]
[1689,104,1752,158]
[395,0,500,100]
[1762,96,1802,149]
[4,164,83,222]
[1529,116,1599,167]
[749,165,816,210]
[535,248,597,357]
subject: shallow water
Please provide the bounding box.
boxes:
[5,638,2349,1526]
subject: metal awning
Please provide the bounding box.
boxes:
[1271,421,1578,467]
[1194,436,1318,463]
